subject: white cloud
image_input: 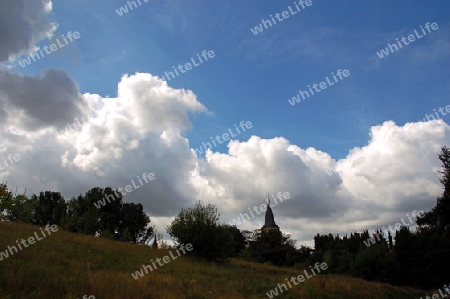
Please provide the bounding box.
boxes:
[0,68,448,245]
[188,120,448,243]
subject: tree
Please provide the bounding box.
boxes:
[67,187,117,237]
[417,146,450,230]
[61,187,154,244]
[222,224,246,257]
[167,202,236,261]
[62,194,100,235]
[243,229,299,266]
[351,237,398,284]
[0,185,36,224]
[32,191,67,226]
[9,193,36,223]
[118,202,154,244]
[0,183,13,221]
[89,187,123,238]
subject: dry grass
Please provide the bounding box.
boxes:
[0,222,433,299]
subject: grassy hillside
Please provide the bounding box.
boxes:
[0,222,433,299]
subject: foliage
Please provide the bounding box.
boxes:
[222,224,246,257]
[32,191,67,226]
[417,146,450,230]
[119,202,154,244]
[0,183,13,220]
[0,185,36,223]
[351,236,399,283]
[61,187,154,244]
[167,202,244,261]
[242,229,302,266]
[308,146,450,290]
[1,184,154,245]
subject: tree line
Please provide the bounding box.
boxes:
[0,186,154,244]
[303,146,450,290]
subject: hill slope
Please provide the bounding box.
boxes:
[0,222,433,299]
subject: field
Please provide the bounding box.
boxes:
[0,222,433,299]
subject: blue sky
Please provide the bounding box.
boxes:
[19,0,449,160]
[1,0,449,245]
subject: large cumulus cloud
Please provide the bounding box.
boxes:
[190,121,448,242]
[1,68,448,243]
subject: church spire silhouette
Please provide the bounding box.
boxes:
[261,193,279,232]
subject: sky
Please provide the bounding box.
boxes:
[1,0,449,247]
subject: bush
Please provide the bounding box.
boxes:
[167,202,244,261]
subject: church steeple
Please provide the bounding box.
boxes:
[152,235,158,249]
[261,193,279,232]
